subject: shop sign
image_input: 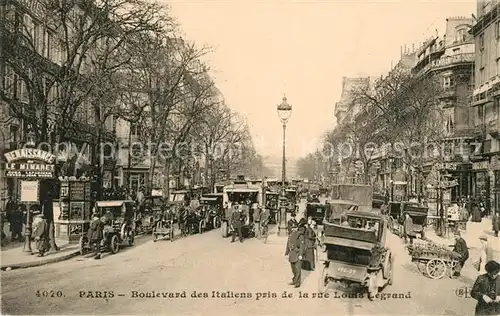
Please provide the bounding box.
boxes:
[20,180,39,202]
[473,161,489,170]
[4,149,55,179]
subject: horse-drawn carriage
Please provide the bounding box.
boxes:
[284,189,299,213]
[137,195,163,234]
[199,193,224,232]
[389,201,428,239]
[80,200,136,255]
[318,211,394,298]
[220,181,261,238]
[406,242,460,279]
[265,191,280,224]
[152,204,175,242]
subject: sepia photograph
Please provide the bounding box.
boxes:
[1,0,500,315]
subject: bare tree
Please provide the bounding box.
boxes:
[1,0,168,250]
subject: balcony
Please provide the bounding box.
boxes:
[416,53,475,77]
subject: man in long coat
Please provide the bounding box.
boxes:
[34,214,50,257]
[87,214,104,259]
[403,213,415,244]
[285,222,305,287]
[470,260,500,315]
[230,206,243,243]
[452,231,469,277]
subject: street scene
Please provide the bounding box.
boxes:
[1,0,500,315]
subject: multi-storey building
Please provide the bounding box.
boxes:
[334,77,371,127]
[0,0,115,206]
[412,17,477,204]
[471,0,500,214]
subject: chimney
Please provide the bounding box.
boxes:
[404,44,407,54]
[412,43,415,52]
[400,45,403,57]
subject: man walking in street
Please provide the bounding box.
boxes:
[403,213,416,244]
[260,207,271,242]
[230,205,243,243]
[451,231,469,277]
[253,205,261,239]
[285,222,304,288]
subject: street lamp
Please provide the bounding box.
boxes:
[23,128,36,254]
[277,95,292,237]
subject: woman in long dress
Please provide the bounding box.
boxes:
[34,214,50,257]
[300,218,316,271]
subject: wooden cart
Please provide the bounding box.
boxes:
[406,243,460,279]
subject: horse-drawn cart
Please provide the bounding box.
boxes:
[406,242,460,279]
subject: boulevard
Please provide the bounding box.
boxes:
[1,202,477,315]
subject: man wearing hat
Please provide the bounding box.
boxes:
[287,213,298,235]
[478,235,494,274]
[470,260,500,315]
[451,231,469,277]
[230,204,243,243]
[285,221,305,288]
[34,214,50,257]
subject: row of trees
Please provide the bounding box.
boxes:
[297,61,447,196]
[0,0,269,196]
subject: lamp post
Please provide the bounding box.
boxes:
[22,129,36,254]
[277,95,292,237]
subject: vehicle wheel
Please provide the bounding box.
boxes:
[169,229,174,242]
[426,258,447,279]
[221,221,228,238]
[368,272,379,299]
[110,235,120,254]
[128,230,135,246]
[388,256,394,285]
[199,221,204,234]
[213,217,220,229]
[318,264,329,294]
[79,236,87,255]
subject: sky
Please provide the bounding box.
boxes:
[164,0,476,161]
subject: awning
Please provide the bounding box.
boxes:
[96,200,133,207]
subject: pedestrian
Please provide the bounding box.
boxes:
[303,218,317,271]
[287,213,298,235]
[34,214,50,257]
[470,260,500,315]
[472,202,483,222]
[451,231,469,277]
[9,204,24,242]
[477,235,495,275]
[87,213,104,259]
[493,213,499,237]
[403,213,416,244]
[285,221,304,288]
[253,205,261,239]
[259,207,270,241]
[230,205,243,243]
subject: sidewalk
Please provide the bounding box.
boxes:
[425,217,500,260]
[1,239,80,270]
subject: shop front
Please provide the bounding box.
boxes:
[492,156,500,214]
[472,160,491,214]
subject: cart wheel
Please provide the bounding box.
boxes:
[128,230,135,246]
[426,259,447,279]
[318,264,330,294]
[110,235,120,254]
[169,228,174,242]
[368,272,379,299]
[79,236,87,255]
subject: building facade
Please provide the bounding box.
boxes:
[471,0,500,214]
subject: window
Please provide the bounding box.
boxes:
[130,123,141,137]
[9,125,19,143]
[443,76,454,89]
[456,29,467,42]
[33,22,40,53]
[3,66,14,97]
[478,104,485,124]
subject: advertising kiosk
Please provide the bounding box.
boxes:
[54,177,92,243]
